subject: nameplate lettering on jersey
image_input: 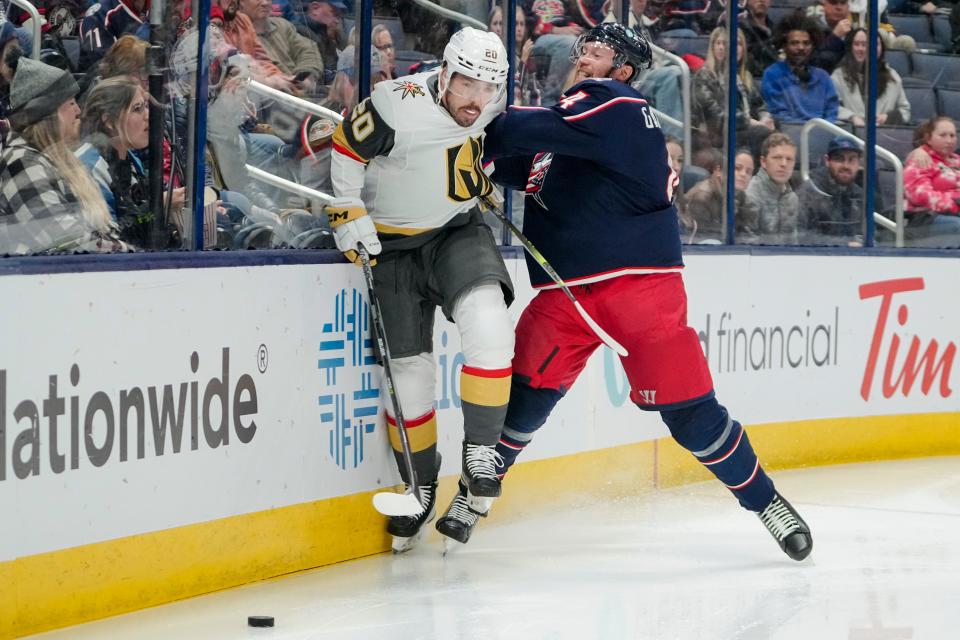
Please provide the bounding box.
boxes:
[446,136,491,202]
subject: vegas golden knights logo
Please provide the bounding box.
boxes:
[445,136,491,202]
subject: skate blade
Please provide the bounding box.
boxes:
[442,537,464,556]
[392,526,429,554]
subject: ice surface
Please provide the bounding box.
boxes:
[30,457,960,639]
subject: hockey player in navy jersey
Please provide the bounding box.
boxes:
[451,22,813,561]
[80,0,149,68]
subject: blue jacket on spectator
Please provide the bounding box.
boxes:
[761,61,839,124]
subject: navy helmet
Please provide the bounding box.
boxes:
[570,22,653,82]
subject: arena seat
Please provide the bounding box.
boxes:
[884,49,911,78]
[874,125,916,162]
[910,52,960,89]
[937,87,960,117]
[903,85,936,124]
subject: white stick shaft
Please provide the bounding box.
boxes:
[573,301,629,357]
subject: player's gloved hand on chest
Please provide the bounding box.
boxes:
[324,196,382,266]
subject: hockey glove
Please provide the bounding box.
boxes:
[324,196,382,266]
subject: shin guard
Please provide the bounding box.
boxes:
[660,398,775,512]
[387,409,439,485]
[460,365,511,446]
[495,380,564,476]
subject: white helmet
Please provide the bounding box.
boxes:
[442,27,509,85]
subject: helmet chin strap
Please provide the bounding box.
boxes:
[436,63,450,108]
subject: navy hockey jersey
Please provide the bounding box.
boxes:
[485,78,683,289]
[80,0,149,67]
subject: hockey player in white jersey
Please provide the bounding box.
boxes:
[325,28,514,552]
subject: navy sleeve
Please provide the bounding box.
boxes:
[484,81,655,167]
[487,153,534,191]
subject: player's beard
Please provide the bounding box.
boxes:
[442,94,483,127]
[451,106,481,127]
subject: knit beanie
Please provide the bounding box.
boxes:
[0,19,16,49]
[8,56,79,129]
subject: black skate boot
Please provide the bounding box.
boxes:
[461,440,503,500]
[436,483,489,551]
[757,492,813,561]
[386,480,438,554]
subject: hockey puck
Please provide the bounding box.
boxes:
[247,615,275,628]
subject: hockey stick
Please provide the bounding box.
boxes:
[358,245,424,517]
[481,197,629,357]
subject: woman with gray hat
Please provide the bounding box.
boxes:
[0,56,128,255]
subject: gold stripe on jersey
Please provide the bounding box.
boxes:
[373,222,435,236]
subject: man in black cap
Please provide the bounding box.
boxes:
[296,0,348,85]
[797,136,865,246]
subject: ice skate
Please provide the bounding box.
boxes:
[436,483,490,552]
[757,492,813,561]
[461,441,503,498]
[387,480,437,554]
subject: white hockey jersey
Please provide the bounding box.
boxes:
[330,72,505,235]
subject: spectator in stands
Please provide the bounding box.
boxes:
[76,76,184,248]
[98,35,149,85]
[740,0,780,77]
[831,28,910,126]
[905,116,960,215]
[692,26,774,158]
[170,28,279,210]
[79,35,150,102]
[79,0,149,70]
[489,5,540,105]
[743,132,801,244]
[296,0,348,84]
[652,0,719,36]
[684,147,758,243]
[0,57,128,254]
[220,1,298,91]
[0,18,27,138]
[530,0,586,37]
[238,0,324,92]
[322,43,387,114]
[806,0,852,72]
[373,24,398,80]
[846,0,918,51]
[762,15,839,124]
[604,0,683,136]
[898,116,960,246]
[666,134,684,174]
[796,136,865,245]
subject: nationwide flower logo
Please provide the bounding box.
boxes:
[318,288,380,469]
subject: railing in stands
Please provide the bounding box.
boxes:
[248,80,346,122]
[246,164,334,202]
[9,0,41,59]
[409,0,487,31]
[799,118,905,248]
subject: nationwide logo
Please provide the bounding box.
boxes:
[318,288,380,469]
[0,347,261,482]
